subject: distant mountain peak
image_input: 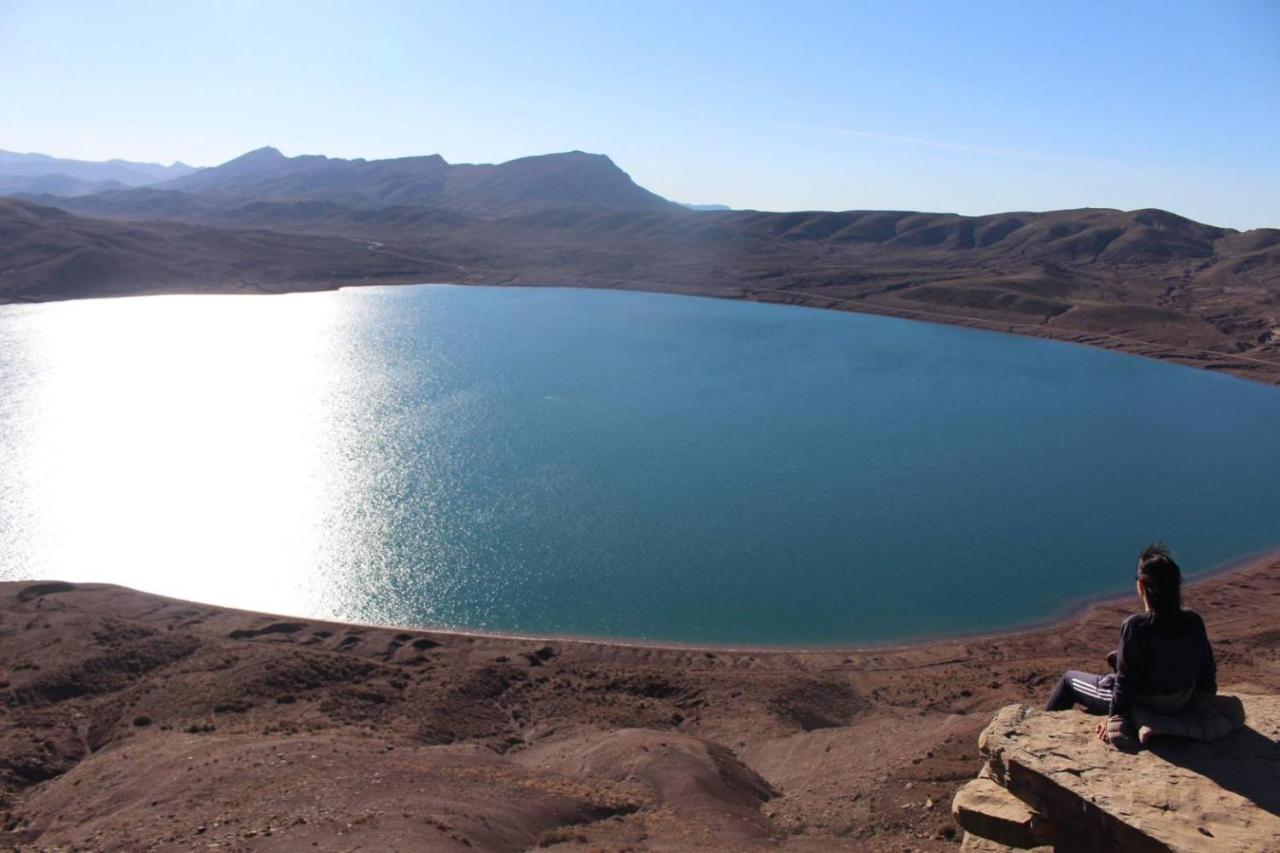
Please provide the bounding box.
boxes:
[235,146,286,161]
[555,150,612,162]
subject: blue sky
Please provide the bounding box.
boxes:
[2,0,1277,228]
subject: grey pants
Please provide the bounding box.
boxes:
[1046,669,1115,714]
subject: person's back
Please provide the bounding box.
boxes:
[1045,543,1216,745]
[1112,608,1216,716]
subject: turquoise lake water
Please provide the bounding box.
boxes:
[1,285,1278,645]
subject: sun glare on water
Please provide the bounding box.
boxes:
[0,292,358,616]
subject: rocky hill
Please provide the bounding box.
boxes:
[0,199,449,302]
[2,146,1278,384]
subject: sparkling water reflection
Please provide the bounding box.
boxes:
[1,285,1278,645]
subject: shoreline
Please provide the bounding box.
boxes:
[16,546,1278,658]
[4,277,1280,388]
[312,544,1280,652]
[734,285,1280,389]
[541,278,1280,389]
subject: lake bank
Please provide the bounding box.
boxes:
[476,274,1280,387]
[1,552,1275,849]
[6,196,1279,389]
[7,274,1280,388]
[243,544,1280,656]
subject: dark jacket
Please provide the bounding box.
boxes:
[1110,609,1216,716]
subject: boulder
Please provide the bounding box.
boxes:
[975,694,1280,852]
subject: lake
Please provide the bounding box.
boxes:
[1,285,1278,646]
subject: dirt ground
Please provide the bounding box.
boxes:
[0,554,1275,851]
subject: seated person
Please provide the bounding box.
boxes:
[1044,543,1216,745]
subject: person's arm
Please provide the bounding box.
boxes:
[1109,617,1143,717]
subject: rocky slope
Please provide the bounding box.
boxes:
[0,554,1276,850]
[0,199,448,302]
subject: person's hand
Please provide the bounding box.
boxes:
[1098,715,1131,748]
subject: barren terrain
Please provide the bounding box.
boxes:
[3,146,1279,385]
[0,554,1275,850]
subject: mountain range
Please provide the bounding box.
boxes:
[1,146,1277,384]
[0,150,196,197]
[40,147,673,219]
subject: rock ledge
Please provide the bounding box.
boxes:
[953,694,1279,851]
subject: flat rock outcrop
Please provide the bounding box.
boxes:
[955,694,1280,851]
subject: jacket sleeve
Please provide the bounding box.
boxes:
[1109,617,1142,716]
[1196,618,1217,695]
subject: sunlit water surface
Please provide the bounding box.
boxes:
[1,286,1278,645]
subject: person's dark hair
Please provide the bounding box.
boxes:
[1137,542,1183,624]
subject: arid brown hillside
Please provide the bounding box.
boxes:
[0,199,448,302]
[0,554,1276,850]
[3,145,1279,384]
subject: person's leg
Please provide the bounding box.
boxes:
[1045,670,1113,713]
[1065,670,1113,714]
[1046,671,1077,711]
